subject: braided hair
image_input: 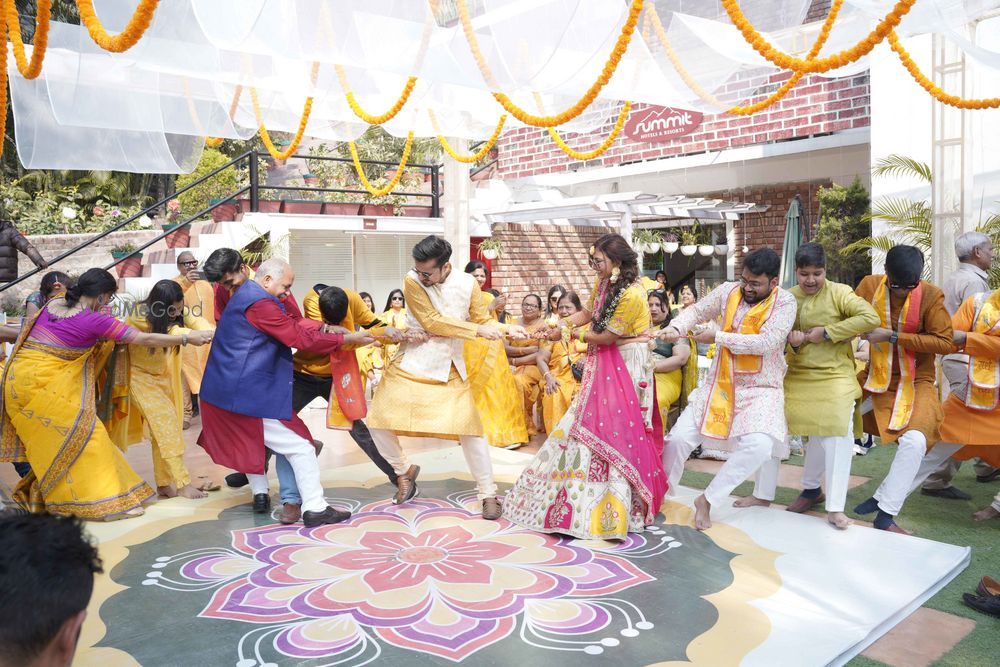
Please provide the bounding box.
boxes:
[589,233,638,333]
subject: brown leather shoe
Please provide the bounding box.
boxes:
[279,503,301,525]
[393,465,421,505]
[311,439,324,456]
[482,497,501,520]
[977,575,1000,597]
[786,492,825,514]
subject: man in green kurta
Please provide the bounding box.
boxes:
[739,244,879,529]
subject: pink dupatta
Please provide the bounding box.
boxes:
[569,280,667,523]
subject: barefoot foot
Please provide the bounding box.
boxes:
[157,485,178,498]
[733,496,771,509]
[972,506,1000,522]
[177,484,209,499]
[693,494,713,531]
[827,511,851,530]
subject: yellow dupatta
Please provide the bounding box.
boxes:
[864,277,923,430]
[966,290,1000,410]
[701,285,778,439]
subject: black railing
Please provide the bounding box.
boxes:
[0,150,442,293]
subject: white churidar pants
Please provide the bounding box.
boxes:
[370,427,498,499]
[247,419,327,513]
[663,405,777,508]
[873,430,928,515]
[908,441,964,494]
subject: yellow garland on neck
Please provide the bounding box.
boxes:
[888,30,1000,109]
[721,0,914,74]
[544,100,632,160]
[349,131,414,197]
[336,66,418,125]
[250,63,320,161]
[76,0,159,53]
[429,110,506,163]
[4,0,50,79]
[456,0,643,127]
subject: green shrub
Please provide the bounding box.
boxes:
[175,148,237,216]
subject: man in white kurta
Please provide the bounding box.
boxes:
[367,235,517,519]
[659,249,796,530]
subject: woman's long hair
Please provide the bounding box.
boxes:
[64,268,117,308]
[590,233,639,332]
[145,280,184,334]
[383,288,405,312]
[40,271,73,300]
[359,292,375,311]
[648,289,672,328]
[545,284,566,316]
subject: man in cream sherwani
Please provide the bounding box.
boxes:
[368,235,523,519]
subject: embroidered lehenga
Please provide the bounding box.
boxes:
[502,280,667,540]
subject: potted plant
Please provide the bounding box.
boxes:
[175,148,239,223]
[661,230,679,255]
[679,226,699,256]
[631,229,662,254]
[160,221,190,249]
[715,238,730,256]
[282,190,324,215]
[323,191,361,216]
[360,183,405,216]
[110,242,143,278]
[698,226,715,256]
[478,238,503,261]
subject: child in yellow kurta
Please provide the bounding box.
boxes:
[123,284,217,498]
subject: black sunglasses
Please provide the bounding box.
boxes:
[888,282,919,290]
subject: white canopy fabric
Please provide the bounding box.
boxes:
[8,0,1000,172]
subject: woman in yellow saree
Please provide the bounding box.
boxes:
[0,269,212,520]
[648,289,693,427]
[537,291,588,433]
[121,280,218,499]
[463,261,529,448]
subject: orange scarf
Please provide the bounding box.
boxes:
[864,277,923,430]
[326,349,367,429]
[701,285,778,439]
[966,290,1000,410]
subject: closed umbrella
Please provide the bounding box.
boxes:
[780,195,802,289]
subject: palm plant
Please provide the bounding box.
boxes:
[842,154,1000,286]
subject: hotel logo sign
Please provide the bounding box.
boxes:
[624,105,702,143]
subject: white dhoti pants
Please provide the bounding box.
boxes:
[908,441,964,495]
[663,405,777,508]
[873,430,928,516]
[247,419,327,513]
[370,428,498,499]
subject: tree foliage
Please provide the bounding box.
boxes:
[813,177,871,287]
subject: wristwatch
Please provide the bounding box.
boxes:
[822,329,831,342]
[889,331,899,345]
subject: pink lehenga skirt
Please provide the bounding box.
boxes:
[502,341,667,540]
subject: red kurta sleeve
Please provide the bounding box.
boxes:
[214,283,231,321]
[245,298,344,354]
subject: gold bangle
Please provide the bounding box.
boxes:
[578,329,587,343]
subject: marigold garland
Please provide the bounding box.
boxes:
[888,30,1000,110]
[76,0,159,53]
[544,100,632,160]
[0,11,9,159]
[429,110,506,163]
[457,0,644,127]
[5,0,50,79]
[250,63,320,161]
[349,131,414,197]
[336,66,419,125]
[721,0,914,74]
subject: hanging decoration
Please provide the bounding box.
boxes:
[349,131,415,197]
[888,30,1000,109]
[337,67,419,125]
[250,62,321,161]
[429,110,507,163]
[4,0,50,79]
[542,98,632,160]
[76,0,159,53]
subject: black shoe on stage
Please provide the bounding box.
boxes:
[962,592,1000,618]
[920,486,972,501]
[226,473,250,488]
[976,469,1000,483]
[252,493,271,514]
[303,506,352,527]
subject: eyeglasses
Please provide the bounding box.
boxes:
[522,303,540,311]
[889,282,919,290]
[739,276,768,289]
[179,260,198,267]
[412,267,438,280]
[648,288,667,295]
[391,296,404,301]
[588,256,607,268]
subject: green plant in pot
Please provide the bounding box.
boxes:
[478,238,503,260]
[110,242,143,278]
[360,180,406,216]
[631,229,662,254]
[661,230,680,255]
[697,226,716,256]
[678,225,700,256]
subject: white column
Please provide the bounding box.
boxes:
[442,142,473,268]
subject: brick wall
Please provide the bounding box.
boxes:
[489,224,609,306]
[1,230,159,308]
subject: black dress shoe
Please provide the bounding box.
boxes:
[302,506,352,527]
[976,468,1000,483]
[920,486,972,500]
[962,592,1000,618]
[226,472,249,488]
[252,493,271,514]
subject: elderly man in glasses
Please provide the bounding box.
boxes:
[852,245,953,533]
[173,251,216,429]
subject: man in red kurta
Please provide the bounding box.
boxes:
[199,256,372,526]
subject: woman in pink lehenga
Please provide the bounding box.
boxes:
[502,234,667,540]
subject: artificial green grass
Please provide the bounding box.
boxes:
[678,444,1000,667]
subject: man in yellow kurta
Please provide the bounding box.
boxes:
[291,284,402,488]
[173,251,216,429]
[367,236,524,519]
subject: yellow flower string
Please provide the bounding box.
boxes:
[76,0,159,53]
[456,0,644,127]
[4,0,50,79]
[428,110,506,163]
[0,11,9,158]
[721,0,914,74]
[543,98,632,160]
[250,62,321,160]
[349,131,414,197]
[205,85,245,147]
[336,66,419,125]
[888,30,1000,109]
